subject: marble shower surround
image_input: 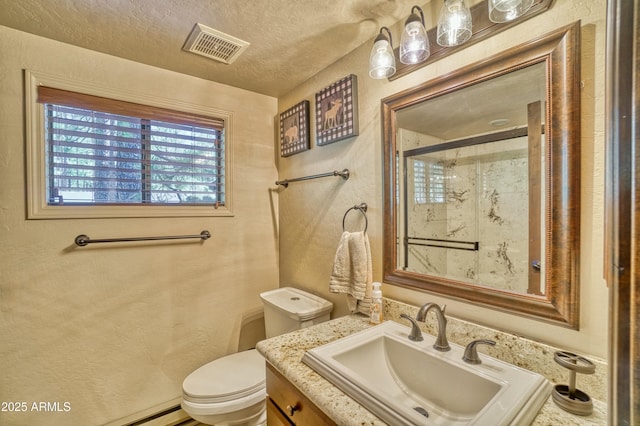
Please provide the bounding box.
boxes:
[405,136,532,293]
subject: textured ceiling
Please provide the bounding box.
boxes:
[0,0,424,97]
[397,62,547,140]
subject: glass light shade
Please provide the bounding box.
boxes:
[369,39,396,79]
[488,0,534,22]
[400,19,430,64]
[436,0,473,47]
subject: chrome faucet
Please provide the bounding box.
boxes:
[416,303,450,351]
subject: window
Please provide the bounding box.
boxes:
[26,71,233,219]
[426,161,445,203]
[413,160,428,204]
[412,159,445,205]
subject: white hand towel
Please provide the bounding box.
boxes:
[329,231,373,315]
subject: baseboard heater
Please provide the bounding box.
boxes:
[104,398,198,426]
[126,405,193,426]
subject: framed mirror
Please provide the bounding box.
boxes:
[382,22,581,329]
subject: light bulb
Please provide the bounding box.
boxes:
[369,38,396,79]
[488,0,534,23]
[400,18,430,65]
[437,0,472,47]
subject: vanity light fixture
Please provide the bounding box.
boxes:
[488,0,535,23]
[369,27,396,79]
[436,0,473,47]
[400,5,430,65]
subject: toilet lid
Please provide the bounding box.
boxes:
[183,349,266,403]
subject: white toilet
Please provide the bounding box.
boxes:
[181,287,333,425]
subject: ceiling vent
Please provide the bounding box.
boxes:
[183,23,250,64]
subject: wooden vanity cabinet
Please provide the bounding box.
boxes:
[266,362,337,426]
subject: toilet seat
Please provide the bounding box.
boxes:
[182,349,266,409]
[181,391,266,417]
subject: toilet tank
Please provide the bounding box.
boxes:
[260,287,333,338]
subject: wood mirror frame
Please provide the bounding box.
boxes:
[382,22,581,329]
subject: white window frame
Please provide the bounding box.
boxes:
[25,70,234,219]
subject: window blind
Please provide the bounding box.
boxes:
[39,87,225,206]
[413,160,428,205]
[411,159,445,205]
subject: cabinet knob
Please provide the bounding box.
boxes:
[286,403,299,416]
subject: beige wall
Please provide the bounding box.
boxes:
[0,26,278,425]
[278,0,608,360]
[0,1,610,423]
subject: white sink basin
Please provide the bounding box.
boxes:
[302,320,551,425]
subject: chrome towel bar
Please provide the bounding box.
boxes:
[74,230,211,247]
[275,169,350,188]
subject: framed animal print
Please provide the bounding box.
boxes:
[315,74,359,146]
[279,100,310,157]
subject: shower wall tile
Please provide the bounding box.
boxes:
[403,133,531,294]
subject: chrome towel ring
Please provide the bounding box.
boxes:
[342,203,368,233]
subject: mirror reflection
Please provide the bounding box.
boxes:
[382,23,581,328]
[397,63,546,296]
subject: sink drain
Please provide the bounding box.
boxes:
[413,407,429,418]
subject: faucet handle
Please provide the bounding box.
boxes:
[462,339,496,364]
[400,314,423,341]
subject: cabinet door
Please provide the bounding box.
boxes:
[267,397,292,426]
[265,362,337,425]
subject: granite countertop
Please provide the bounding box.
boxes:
[256,315,607,426]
